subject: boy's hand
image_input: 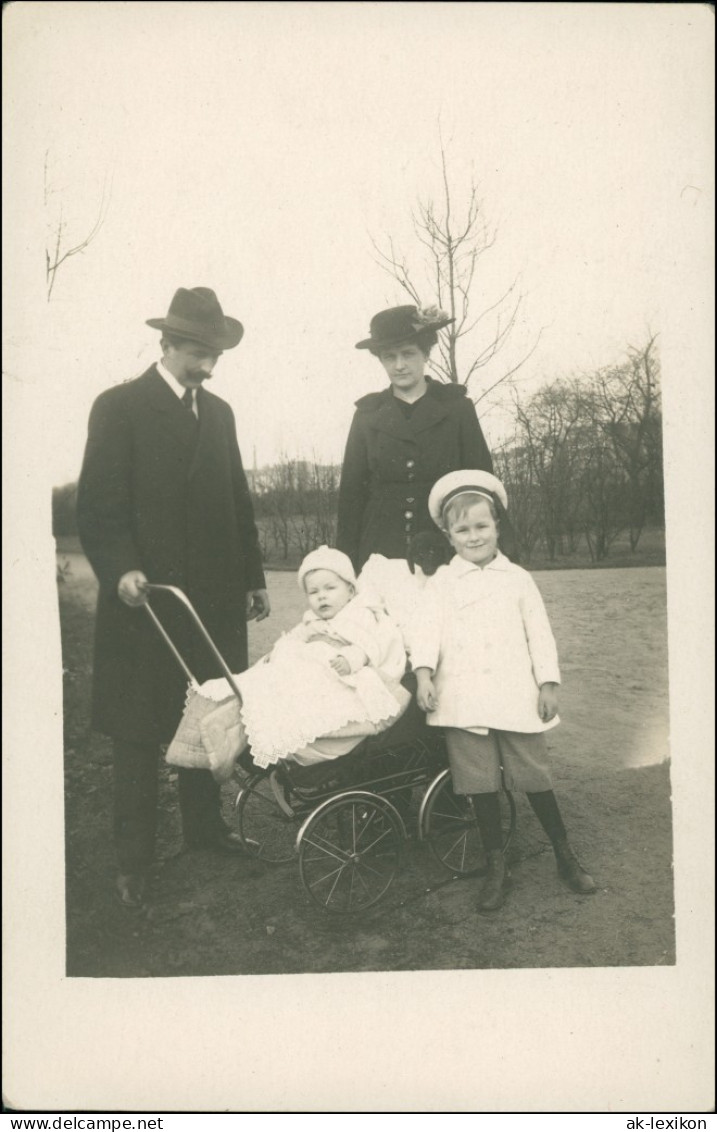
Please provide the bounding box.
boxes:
[330,655,351,676]
[538,682,559,722]
[415,668,438,712]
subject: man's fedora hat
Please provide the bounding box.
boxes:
[355,304,454,351]
[147,287,244,350]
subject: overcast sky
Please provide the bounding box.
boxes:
[4,1,713,485]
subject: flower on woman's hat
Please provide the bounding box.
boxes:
[411,305,451,331]
[355,304,455,351]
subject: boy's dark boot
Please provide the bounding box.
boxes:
[526,790,597,895]
[477,849,507,912]
[553,837,596,894]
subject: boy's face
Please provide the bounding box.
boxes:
[304,569,355,619]
[446,499,499,567]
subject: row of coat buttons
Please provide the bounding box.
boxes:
[405,466,417,532]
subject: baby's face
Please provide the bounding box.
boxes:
[304,569,355,620]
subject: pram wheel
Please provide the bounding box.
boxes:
[421,769,516,875]
[235,773,298,864]
[297,792,404,914]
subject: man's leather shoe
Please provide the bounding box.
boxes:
[115,873,146,908]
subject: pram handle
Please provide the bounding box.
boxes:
[143,583,243,703]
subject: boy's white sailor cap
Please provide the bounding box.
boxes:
[428,470,509,528]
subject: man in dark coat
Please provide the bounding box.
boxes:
[77,286,270,907]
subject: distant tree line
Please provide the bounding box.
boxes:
[53,481,79,537]
[249,458,340,562]
[53,338,663,567]
[495,336,663,563]
[51,460,341,561]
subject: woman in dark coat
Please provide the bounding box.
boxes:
[337,304,495,571]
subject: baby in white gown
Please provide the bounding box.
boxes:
[166,546,408,781]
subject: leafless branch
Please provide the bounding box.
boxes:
[46,170,112,301]
[368,128,534,392]
[471,327,545,405]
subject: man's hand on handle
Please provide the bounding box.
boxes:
[118,575,270,622]
[118,570,150,607]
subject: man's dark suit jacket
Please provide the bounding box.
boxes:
[77,365,265,744]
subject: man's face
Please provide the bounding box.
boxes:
[162,340,223,388]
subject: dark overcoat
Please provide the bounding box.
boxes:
[77,365,265,744]
[336,379,494,570]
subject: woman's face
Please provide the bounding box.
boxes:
[377,341,428,395]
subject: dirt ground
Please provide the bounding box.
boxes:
[59,556,675,977]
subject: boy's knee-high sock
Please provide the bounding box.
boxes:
[471,791,504,851]
[526,790,567,844]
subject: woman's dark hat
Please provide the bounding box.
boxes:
[355,304,454,351]
[146,287,244,350]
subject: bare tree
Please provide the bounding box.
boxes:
[513,379,588,560]
[578,414,628,563]
[44,151,111,301]
[590,335,662,550]
[371,132,540,400]
[493,438,543,563]
[506,339,662,564]
[253,456,340,564]
[255,458,295,561]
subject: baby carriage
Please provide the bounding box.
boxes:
[146,583,516,915]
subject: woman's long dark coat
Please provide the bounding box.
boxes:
[76,366,265,744]
[336,379,494,570]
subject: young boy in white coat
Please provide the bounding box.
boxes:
[411,470,596,912]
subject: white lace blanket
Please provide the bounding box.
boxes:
[198,636,403,768]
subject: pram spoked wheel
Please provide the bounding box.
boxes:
[420,768,516,875]
[297,792,405,914]
[234,773,298,864]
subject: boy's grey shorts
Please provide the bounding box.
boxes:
[444,727,554,794]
